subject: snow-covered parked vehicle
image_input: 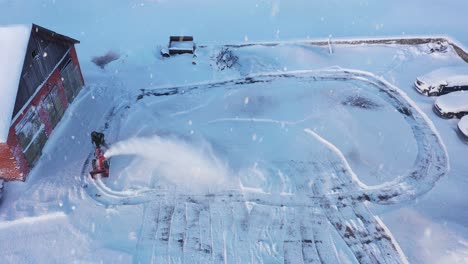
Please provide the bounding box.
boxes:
[433,91,468,118]
[458,115,468,140]
[414,67,468,96]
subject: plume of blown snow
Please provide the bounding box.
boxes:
[104,135,230,193]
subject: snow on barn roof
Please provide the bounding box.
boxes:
[0,24,31,143]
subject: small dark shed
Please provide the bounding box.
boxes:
[168,36,195,55]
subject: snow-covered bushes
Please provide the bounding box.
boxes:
[427,41,449,54]
[342,96,382,110]
[214,47,239,70]
[91,50,120,69]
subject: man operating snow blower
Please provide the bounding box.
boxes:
[91,131,108,148]
[89,131,110,178]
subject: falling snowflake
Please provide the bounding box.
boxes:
[252,134,257,141]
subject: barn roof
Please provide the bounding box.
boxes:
[0,24,31,143]
[32,23,80,45]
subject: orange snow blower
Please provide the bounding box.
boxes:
[89,147,110,178]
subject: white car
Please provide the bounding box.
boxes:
[433,91,468,119]
[458,115,468,140]
[414,67,468,96]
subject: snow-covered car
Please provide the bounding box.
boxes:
[433,91,468,118]
[414,67,468,96]
[458,115,468,140]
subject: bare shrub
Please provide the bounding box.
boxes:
[427,41,448,54]
[214,47,239,71]
[91,51,120,69]
[341,96,381,110]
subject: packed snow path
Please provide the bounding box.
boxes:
[81,68,447,263]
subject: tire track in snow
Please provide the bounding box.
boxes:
[247,203,278,263]
[79,68,448,263]
[311,218,342,264]
[310,135,407,264]
[209,202,228,263]
[152,200,176,263]
[300,209,323,264]
[168,201,186,264]
[83,69,448,207]
[184,202,211,263]
[230,202,251,263]
[135,201,160,263]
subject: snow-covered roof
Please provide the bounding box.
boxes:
[446,75,468,86]
[0,24,31,143]
[434,91,468,113]
[418,66,468,86]
[458,115,468,137]
[169,41,194,51]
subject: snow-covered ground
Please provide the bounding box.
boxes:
[2,0,468,69]
[1,1,468,264]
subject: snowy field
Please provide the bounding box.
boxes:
[1,1,468,264]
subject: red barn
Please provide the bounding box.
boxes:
[0,24,84,181]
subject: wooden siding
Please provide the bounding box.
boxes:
[5,65,81,180]
[69,46,85,86]
[3,46,84,181]
[12,28,70,118]
[35,70,68,136]
[0,143,22,181]
[4,131,28,181]
[60,58,84,103]
[0,24,83,181]
[14,107,47,166]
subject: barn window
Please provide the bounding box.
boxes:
[43,85,65,128]
[31,49,39,59]
[15,107,47,166]
[60,59,84,103]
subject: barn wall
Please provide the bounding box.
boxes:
[0,134,29,181]
[6,132,28,181]
[56,79,69,111]
[0,143,23,181]
[33,70,64,135]
[3,46,84,181]
[13,70,60,135]
[1,24,84,182]
[13,28,70,118]
[70,46,85,86]
[8,69,63,177]
[7,69,56,178]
